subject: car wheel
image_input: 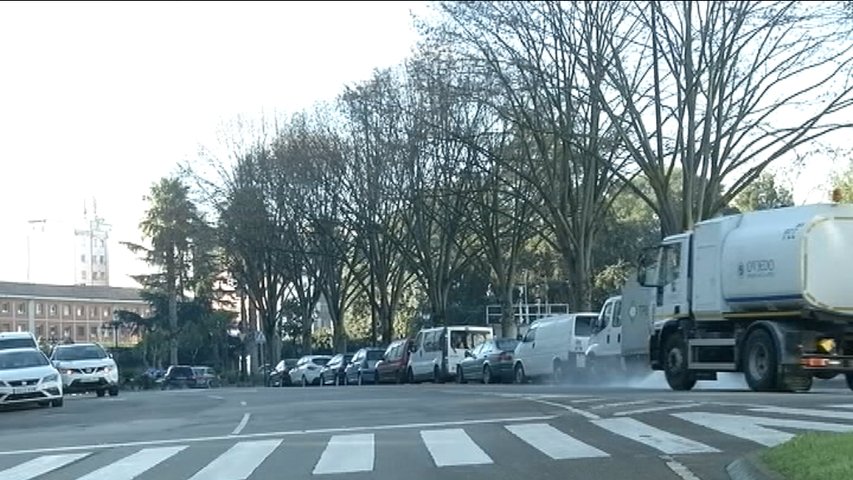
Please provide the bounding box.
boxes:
[457,367,466,384]
[358,373,363,386]
[319,375,326,386]
[514,363,526,384]
[51,398,64,408]
[552,359,564,384]
[108,387,119,397]
[374,371,380,384]
[408,368,416,384]
[301,376,308,387]
[96,389,106,398]
[483,365,492,384]
[396,370,405,384]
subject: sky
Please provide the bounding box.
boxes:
[0,1,429,288]
[0,1,848,289]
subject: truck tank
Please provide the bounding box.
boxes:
[712,203,853,315]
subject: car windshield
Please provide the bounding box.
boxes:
[169,367,194,377]
[0,338,38,350]
[312,358,330,366]
[495,339,519,351]
[53,345,107,361]
[574,315,596,337]
[366,350,384,360]
[0,350,49,369]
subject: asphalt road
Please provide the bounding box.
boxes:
[1,372,851,480]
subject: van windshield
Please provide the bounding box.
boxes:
[574,315,596,337]
[450,330,490,350]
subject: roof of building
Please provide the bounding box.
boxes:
[0,281,143,302]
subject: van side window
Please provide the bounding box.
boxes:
[523,328,537,342]
[413,332,424,351]
[613,300,623,327]
[424,331,438,352]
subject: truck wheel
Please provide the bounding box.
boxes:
[663,333,697,391]
[846,373,853,391]
[782,373,813,393]
[744,329,778,392]
[814,372,838,380]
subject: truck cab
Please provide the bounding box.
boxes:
[585,296,623,376]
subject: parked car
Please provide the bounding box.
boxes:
[270,358,299,387]
[50,342,119,397]
[0,332,38,351]
[456,337,519,384]
[319,353,353,386]
[289,355,332,386]
[160,365,199,389]
[407,326,494,383]
[344,348,385,385]
[374,339,412,384]
[0,347,64,408]
[191,366,220,388]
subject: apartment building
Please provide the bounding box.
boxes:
[0,281,147,346]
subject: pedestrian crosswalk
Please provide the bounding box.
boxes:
[2,406,853,479]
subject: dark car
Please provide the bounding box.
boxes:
[270,358,298,387]
[374,339,412,384]
[160,365,198,389]
[456,337,519,384]
[344,348,385,385]
[319,353,354,386]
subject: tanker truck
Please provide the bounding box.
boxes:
[608,202,853,392]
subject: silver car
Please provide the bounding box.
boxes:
[0,348,64,408]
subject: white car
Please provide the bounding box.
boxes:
[289,355,332,386]
[50,343,120,397]
[0,348,64,408]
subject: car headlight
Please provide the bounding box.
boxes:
[60,369,74,375]
[42,374,59,383]
[103,366,113,373]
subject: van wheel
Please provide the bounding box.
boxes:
[552,360,564,384]
[514,364,526,384]
[744,329,778,392]
[663,333,696,391]
[433,366,444,384]
[457,367,466,384]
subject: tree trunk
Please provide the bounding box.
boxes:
[500,285,516,339]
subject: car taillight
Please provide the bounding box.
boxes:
[498,352,513,361]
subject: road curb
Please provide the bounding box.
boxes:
[726,451,785,480]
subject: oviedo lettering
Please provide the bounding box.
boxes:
[738,259,776,279]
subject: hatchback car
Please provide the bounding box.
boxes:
[344,348,385,385]
[289,355,332,386]
[319,353,354,386]
[160,365,199,389]
[191,366,220,388]
[375,339,412,384]
[0,348,63,408]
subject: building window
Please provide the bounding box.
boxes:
[81,254,86,263]
[91,306,99,318]
[63,305,71,317]
[89,325,99,339]
[35,303,43,315]
[81,271,88,280]
[16,303,26,315]
[36,325,44,338]
[0,303,8,314]
[0,323,10,332]
[49,304,57,317]
[76,325,85,339]
[99,255,105,265]
[103,308,110,318]
[76,306,84,318]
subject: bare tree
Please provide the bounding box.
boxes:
[430,1,630,310]
[588,1,853,235]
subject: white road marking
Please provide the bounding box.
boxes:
[312,434,374,474]
[589,400,653,410]
[827,404,853,409]
[187,440,280,480]
[0,453,89,480]
[612,403,703,417]
[527,398,601,420]
[569,397,607,404]
[240,401,247,407]
[750,406,853,421]
[76,446,186,480]
[505,423,609,460]
[663,456,703,480]
[593,417,719,454]
[231,414,251,435]
[421,429,493,467]
[208,395,225,400]
[675,412,853,447]
[0,414,557,456]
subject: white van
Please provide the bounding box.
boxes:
[512,313,597,383]
[407,325,494,383]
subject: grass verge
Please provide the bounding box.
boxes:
[761,432,853,480]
